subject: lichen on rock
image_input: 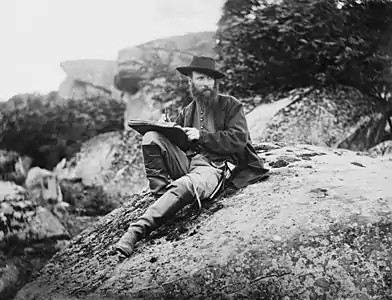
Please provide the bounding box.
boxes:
[54,130,148,197]
[14,143,392,300]
[259,86,387,152]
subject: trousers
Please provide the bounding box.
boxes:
[127,131,222,238]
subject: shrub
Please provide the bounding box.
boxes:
[60,179,119,216]
[0,93,125,170]
[215,0,392,105]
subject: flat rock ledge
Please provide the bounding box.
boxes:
[15,144,392,300]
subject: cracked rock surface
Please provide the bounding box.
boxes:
[0,181,71,300]
[0,182,69,247]
[15,143,392,300]
[260,86,386,152]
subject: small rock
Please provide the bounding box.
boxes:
[298,152,327,159]
[314,277,330,288]
[269,160,290,168]
[351,162,366,168]
[1,202,14,215]
[0,263,19,294]
[254,143,282,151]
[272,235,282,242]
[309,188,328,196]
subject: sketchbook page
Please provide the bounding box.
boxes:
[127,120,190,150]
[128,120,183,129]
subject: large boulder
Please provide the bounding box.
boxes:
[369,140,392,156]
[54,130,147,197]
[247,88,312,142]
[58,60,121,101]
[15,144,392,299]
[0,181,71,300]
[257,85,387,151]
[58,32,215,107]
[120,78,168,125]
[0,150,31,186]
[0,175,104,300]
[116,31,216,123]
[0,181,69,248]
[58,32,216,126]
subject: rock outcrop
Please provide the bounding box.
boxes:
[117,31,216,75]
[116,31,216,124]
[0,181,70,249]
[247,88,311,142]
[58,60,120,101]
[15,143,392,300]
[58,32,215,106]
[54,130,147,197]
[255,85,388,151]
[120,78,168,125]
[0,180,71,300]
[369,140,392,156]
[0,150,30,186]
[0,175,105,300]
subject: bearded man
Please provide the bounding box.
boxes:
[115,56,269,257]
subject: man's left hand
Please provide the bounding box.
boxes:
[184,127,200,141]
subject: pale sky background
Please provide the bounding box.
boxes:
[0,0,225,100]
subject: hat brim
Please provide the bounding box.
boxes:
[176,66,225,79]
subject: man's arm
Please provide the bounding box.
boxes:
[198,100,248,155]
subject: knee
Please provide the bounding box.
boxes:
[142,131,161,146]
[169,177,193,201]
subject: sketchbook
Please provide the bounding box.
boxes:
[127,120,191,150]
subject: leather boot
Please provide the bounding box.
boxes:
[115,230,140,257]
[115,185,193,257]
[142,144,171,196]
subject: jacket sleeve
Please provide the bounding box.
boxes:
[198,100,249,155]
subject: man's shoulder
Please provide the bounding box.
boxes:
[218,93,242,109]
[182,100,196,113]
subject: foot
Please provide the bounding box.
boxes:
[115,231,139,257]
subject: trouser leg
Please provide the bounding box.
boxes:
[126,154,221,238]
[115,182,193,257]
[142,131,189,196]
[127,182,194,238]
[115,154,221,257]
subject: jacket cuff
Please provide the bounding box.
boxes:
[199,130,208,144]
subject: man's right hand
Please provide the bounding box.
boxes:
[158,114,168,122]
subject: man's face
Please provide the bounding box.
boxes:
[190,71,215,96]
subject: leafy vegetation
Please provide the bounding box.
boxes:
[2,2,392,170]
[215,0,392,108]
[0,93,125,170]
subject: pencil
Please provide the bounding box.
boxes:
[165,108,171,122]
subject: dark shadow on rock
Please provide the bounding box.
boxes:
[147,187,238,243]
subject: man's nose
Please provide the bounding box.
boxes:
[203,81,212,88]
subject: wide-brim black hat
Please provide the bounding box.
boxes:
[176,56,225,79]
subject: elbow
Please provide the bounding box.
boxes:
[232,133,248,153]
[224,133,248,155]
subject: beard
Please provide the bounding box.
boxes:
[190,82,219,110]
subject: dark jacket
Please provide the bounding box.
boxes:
[175,94,269,189]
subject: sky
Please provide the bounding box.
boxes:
[0,0,225,100]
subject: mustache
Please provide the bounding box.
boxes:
[190,82,219,98]
[195,87,213,94]
[190,84,219,111]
